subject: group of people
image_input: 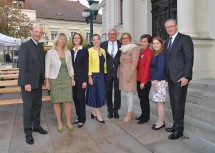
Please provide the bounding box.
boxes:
[18,18,193,145]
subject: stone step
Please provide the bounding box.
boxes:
[163,100,215,127]
[150,102,215,148]
[189,79,215,91]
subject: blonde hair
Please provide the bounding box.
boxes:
[52,33,68,51]
[120,32,132,42]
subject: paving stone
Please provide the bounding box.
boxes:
[146,139,199,153]
[95,133,152,153]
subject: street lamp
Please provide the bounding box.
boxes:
[82,0,100,47]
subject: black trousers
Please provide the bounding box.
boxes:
[137,81,151,121]
[72,80,86,123]
[168,78,188,132]
[105,70,121,112]
[22,84,42,136]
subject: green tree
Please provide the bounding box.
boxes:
[0,0,32,39]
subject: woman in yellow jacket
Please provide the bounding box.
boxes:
[86,34,107,123]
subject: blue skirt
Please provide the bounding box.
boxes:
[86,72,106,108]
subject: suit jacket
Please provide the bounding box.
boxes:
[151,51,166,81]
[71,47,88,83]
[18,39,45,89]
[165,32,194,83]
[137,47,153,84]
[45,49,74,79]
[100,40,121,76]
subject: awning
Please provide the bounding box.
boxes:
[0,33,21,46]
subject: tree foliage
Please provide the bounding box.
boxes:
[0,0,32,39]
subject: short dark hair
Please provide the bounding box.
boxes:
[72,33,83,45]
[140,34,152,44]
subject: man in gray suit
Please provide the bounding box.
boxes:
[165,19,194,140]
[18,26,48,145]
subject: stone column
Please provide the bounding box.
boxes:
[123,0,135,37]
[178,0,197,37]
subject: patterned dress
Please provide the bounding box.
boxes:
[49,58,73,103]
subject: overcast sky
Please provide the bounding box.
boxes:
[78,0,102,14]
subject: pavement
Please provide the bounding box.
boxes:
[0,91,205,153]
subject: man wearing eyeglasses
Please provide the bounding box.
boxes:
[101,29,121,119]
[165,19,194,140]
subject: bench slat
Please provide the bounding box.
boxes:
[0,96,50,105]
[0,86,47,94]
[0,80,18,86]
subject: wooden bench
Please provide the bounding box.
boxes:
[0,78,50,105]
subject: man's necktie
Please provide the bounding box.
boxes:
[111,42,114,58]
[168,37,172,53]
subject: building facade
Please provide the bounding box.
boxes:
[101,0,215,79]
[20,0,102,46]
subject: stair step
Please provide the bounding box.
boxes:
[151,103,215,144]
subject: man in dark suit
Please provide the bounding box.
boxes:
[71,33,88,128]
[18,25,48,145]
[164,19,194,140]
[101,29,121,118]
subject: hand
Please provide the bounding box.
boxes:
[152,81,159,90]
[72,79,76,86]
[88,77,93,85]
[140,83,145,89]
[25,84,31,92]
[82,82,87,89]
[177,77,188,87]
[46,82,50,90]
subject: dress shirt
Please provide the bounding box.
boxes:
[73,45,83,61]
[170,31,178,44]
[108,40,118,57]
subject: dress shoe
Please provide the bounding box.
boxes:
[165,127,175,132]
[91,113,97,119]
[57,128,63,133]
[33,127,48,134]
[168,131,183,140]
[137,120,148,124]
[96,118,105,124]
[72,120,79,124]
[135,116,141,120]
[67,125,75,131]
[77,123,84,128]
[152,123,165,130]
[107,111,113,118]
[26,135,34,145]
[152,124,156,128]
[113,111,119,118]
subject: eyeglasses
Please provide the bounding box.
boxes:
[165,25,176,29]
[122,37,130,40]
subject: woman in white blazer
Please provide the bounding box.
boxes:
[45,33,75,133]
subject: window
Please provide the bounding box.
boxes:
[86,32,90,42]
[51,31,58,41]
[71,32,77,38]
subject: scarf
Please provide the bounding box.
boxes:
[119,43,137,53]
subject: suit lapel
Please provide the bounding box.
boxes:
[71,50,75,65]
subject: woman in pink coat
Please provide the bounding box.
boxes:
[118,32,140,122]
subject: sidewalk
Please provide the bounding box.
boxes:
[0,92,202,153]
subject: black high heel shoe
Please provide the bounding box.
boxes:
[152,122,165,130]
[91,113,96,119]
[96,118,105,124]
